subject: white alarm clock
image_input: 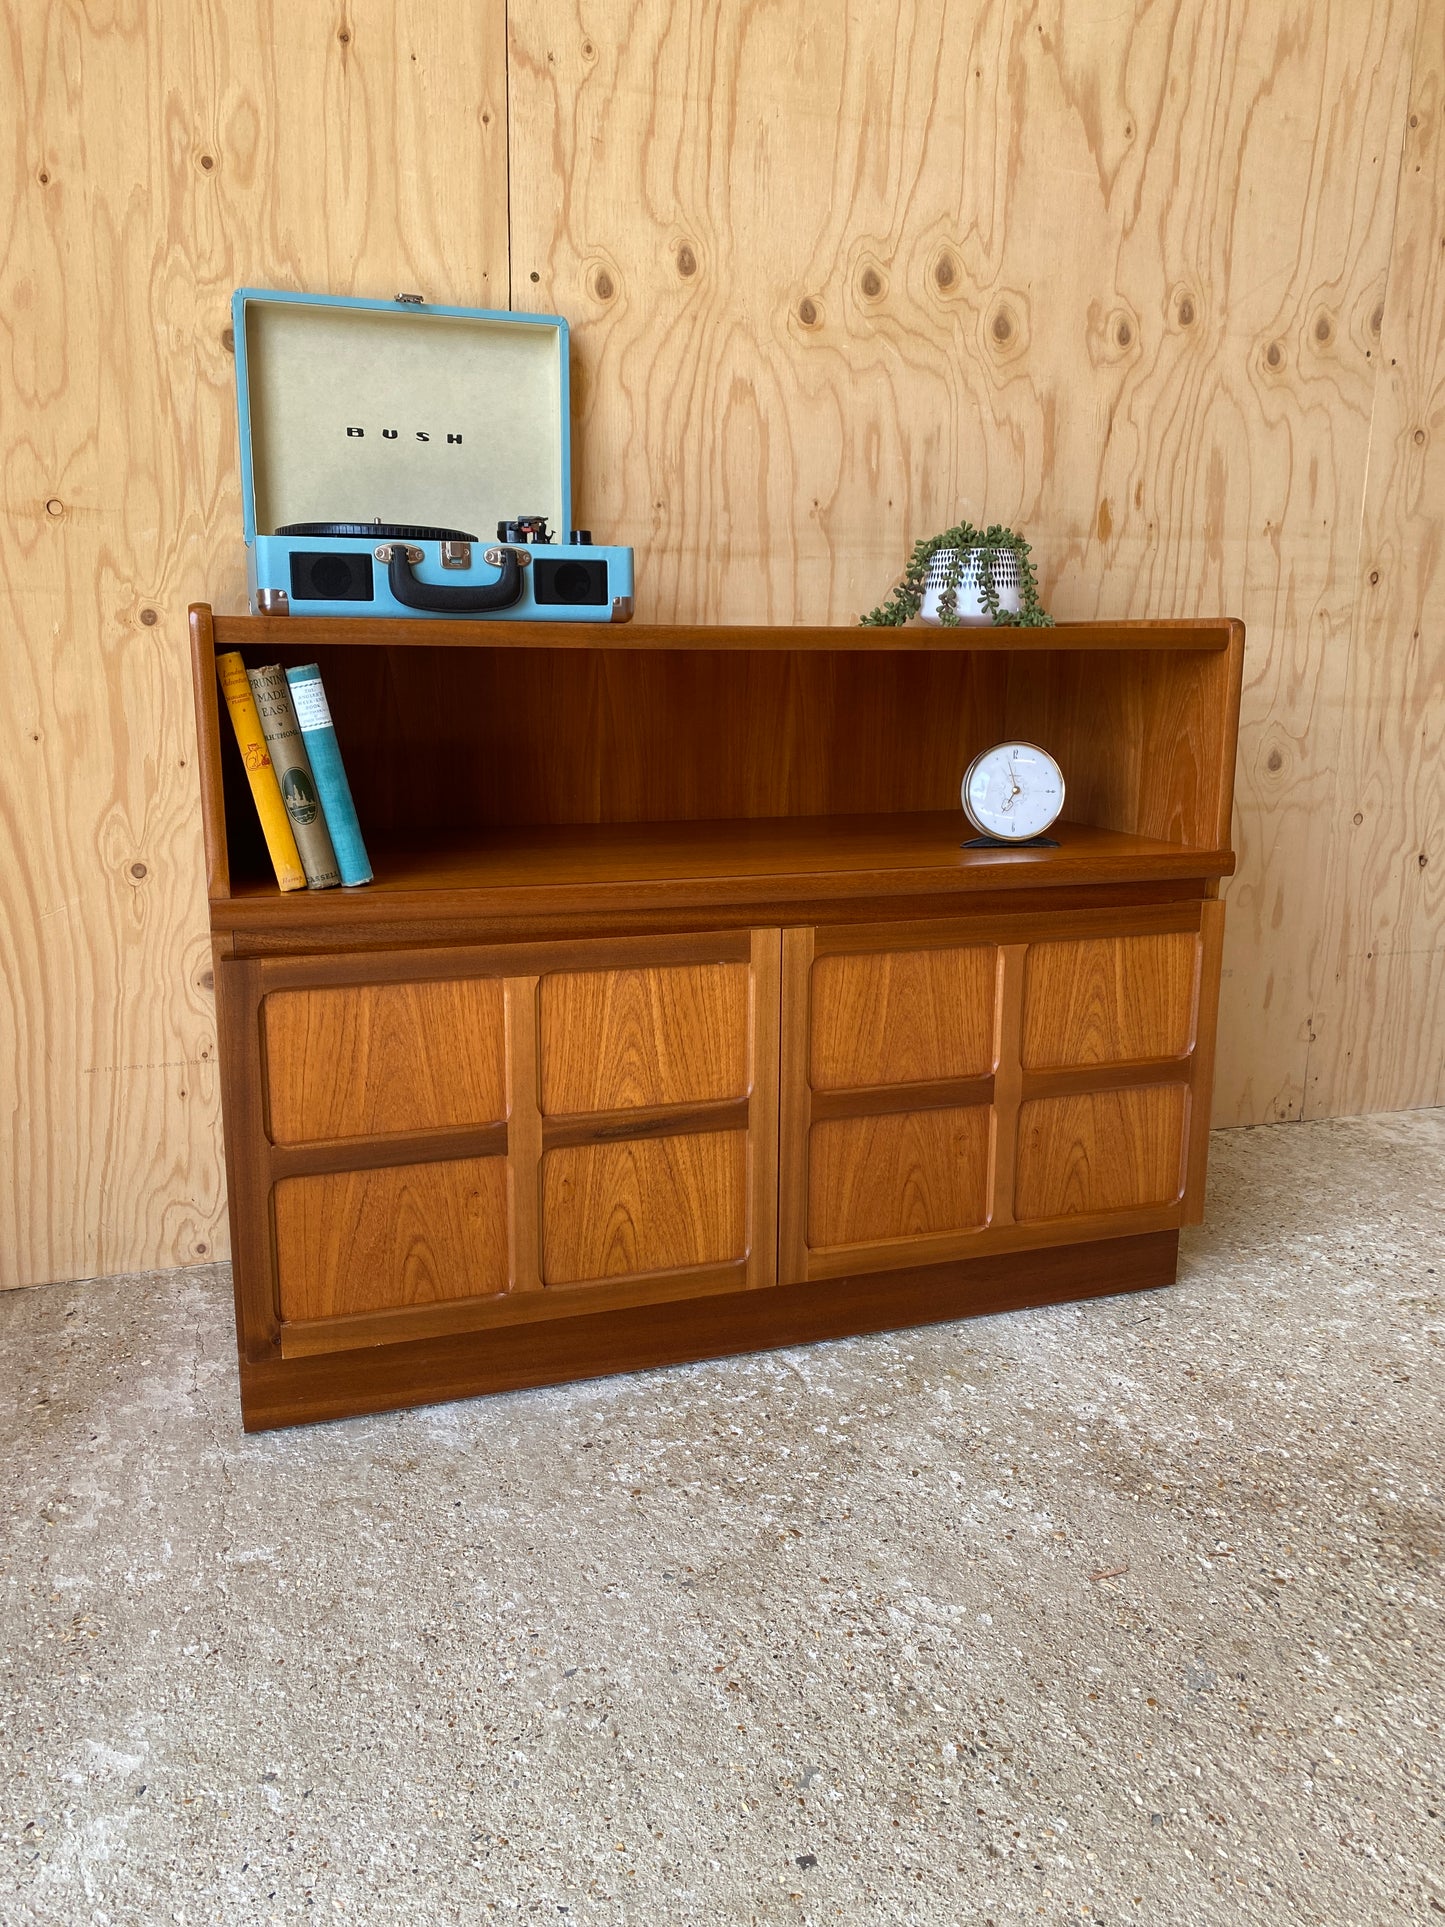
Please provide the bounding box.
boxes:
[961,741,1065,842]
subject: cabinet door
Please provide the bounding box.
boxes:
[779,901,1223,1283]
[219,929,778,1361]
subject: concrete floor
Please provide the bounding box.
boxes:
[1,1113,1441,1926]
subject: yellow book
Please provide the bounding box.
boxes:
[215,651,307,891]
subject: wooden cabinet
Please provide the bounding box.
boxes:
[193,608,1243,1429]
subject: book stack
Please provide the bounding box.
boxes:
[215,655,372,890]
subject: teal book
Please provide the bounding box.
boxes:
[283,663,373,887]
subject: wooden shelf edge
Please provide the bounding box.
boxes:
[198,604,1240,655]
[210,849,1235,930]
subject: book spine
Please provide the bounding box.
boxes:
[284,664,373,887]
[214,653,306,892]
[245,665,341,889]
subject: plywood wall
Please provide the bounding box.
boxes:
[0,1,509,1291]
[1311,6,1445,1117]
[1,0,1439,1289]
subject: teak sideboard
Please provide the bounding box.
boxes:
[190,607,1244,1431]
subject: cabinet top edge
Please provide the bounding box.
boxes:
[191,606,1242,655]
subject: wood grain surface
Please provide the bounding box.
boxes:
[807,1106,990,1249]
[539,962,750,1113]
[1014,1087,1188,1223]
[273,1153,510,1321]
[780,909,1208,1286]
[2,0,1439,1290]
[214,814,1232,929]
[0,0,509,1288]
[263,978,507,1142]
[540,1131,748,1284]
[1021,933,1198,1070]
[508,0,1434,1134]
[809,945,995,1089]
[1312,11,1445,1116]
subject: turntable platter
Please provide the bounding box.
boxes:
[276,521,478,542]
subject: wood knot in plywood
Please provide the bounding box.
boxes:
[985,295,1027,359]
[675,241,697,279]
[1088,302,1139,367]
[858,263,886,302]
[797,297,821,329]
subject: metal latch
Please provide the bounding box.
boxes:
[440,540,472,570]
[376,544,424,564]
[394,292,425,305]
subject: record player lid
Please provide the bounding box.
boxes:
[234,290,569,542]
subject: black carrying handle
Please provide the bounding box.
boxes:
[387,544,522,614]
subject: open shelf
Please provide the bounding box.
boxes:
[193,607,1243,935]
[216,811,1235,927]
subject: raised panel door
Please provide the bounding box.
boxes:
[779,901,1224,1284]
[220,929,778,1364]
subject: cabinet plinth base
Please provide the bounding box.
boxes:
[236,1230,1179,1432]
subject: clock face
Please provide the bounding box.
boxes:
[962,742,1065,841]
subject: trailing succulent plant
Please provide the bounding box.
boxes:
[860,520,1053,628]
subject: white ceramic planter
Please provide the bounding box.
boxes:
[917,547,1022,626]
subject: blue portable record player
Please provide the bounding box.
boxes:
[232,288,633,622]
